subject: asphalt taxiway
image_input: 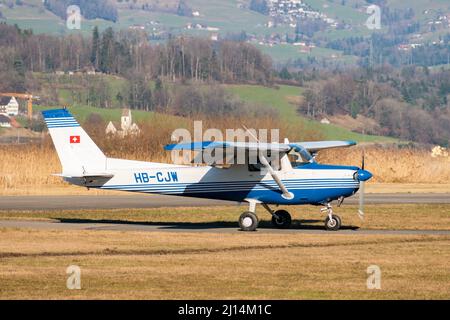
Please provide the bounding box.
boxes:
[1,193,449,211]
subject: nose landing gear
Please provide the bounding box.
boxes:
[321,203,342,231]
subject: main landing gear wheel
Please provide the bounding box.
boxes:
[271,210,292,229]
[324,215,342,231]
[239,212,259,231]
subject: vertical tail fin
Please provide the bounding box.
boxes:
[42,109,106,175]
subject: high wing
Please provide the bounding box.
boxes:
[164,140,357,201]
[164,141,291,152]
[164,140,356,154]
[293,140,357,154]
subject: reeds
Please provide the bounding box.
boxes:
[318,144,450,183]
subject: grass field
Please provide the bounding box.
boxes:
[387,0,450,21]
[33,104,156,124]
[0,203,449,299]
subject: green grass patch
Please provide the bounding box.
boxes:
[226,84,396,142]
[33,104,154,124]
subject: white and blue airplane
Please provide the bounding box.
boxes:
[42,108,373,231]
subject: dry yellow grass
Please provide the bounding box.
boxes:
[366,183,450,194]
[318,145,450,184]
[0,228,448,299]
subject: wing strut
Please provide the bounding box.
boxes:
[258,151,294,200]
[242,125,294,200]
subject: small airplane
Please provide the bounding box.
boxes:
[42,108,373,231]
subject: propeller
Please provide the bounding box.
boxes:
[358,150,366,221]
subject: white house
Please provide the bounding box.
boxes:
[0,97,19,116]
[105,109,140,138]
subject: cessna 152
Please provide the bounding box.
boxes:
[42,108,372,231]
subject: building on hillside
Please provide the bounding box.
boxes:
[105,109,140,138]
[211,33,219,41]
[0,97,19,116]
[0,114,11,128]
[320,117,331,124]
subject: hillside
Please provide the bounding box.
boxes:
[28,73,394,143]
[1,0,448,64]
[0,2,447,145]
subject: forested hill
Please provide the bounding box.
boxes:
[43,0,118,22]
[1,0,449,66]
[0,23,272,86]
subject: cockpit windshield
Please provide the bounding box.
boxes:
[288,145,315,167]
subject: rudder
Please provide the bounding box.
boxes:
[42,108,106,176]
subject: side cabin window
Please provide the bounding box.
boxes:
[247,151,281,172]
[289,149,313,167]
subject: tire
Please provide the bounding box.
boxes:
[324,215,342,231]
[271,210,292,229]
[239,212,259,231]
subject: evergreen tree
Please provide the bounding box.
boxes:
[91,26,100,70]
[177,0,192,17]
[250,0,269,15]
[99,27,115,73]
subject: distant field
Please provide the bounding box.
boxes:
[2,0,450,64]
[33,105,155,124]
[256,42,359,64]
[305,0,367,24]
[0,0,359,62]
[387,0,450,21]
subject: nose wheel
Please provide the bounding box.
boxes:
[322,203,342,231]
[325,214,341,231]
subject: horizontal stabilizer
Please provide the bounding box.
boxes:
[52,173,114,179]
[52,173,114,187]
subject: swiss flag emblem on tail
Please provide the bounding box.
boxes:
[70,135,80,144]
